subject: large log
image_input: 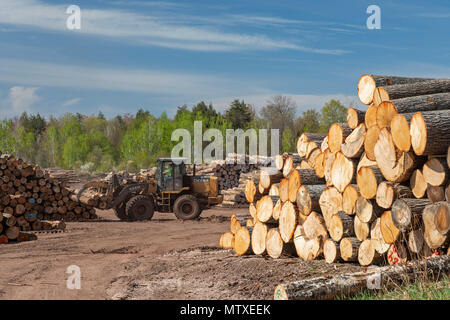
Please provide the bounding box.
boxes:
[410,169,428,198]
[380,210,401,244]
[341,124,366,159]
[234,226,253,256]
[340,237,361,262]
[331,152,357,193]
[377,79,450,101]
[370,218,390,254]
[354,214,370,241]
[293,226,323,261]
[391,198,431,232]
[390,92,450,114]
[318,187,343,224]
[364,126,380,161]
[347,108,365,129]
[328,211,354,242]
[376,101,398,129]
[423,202,449,249]
[390,114,411,152]
[376,181,413,209]
[251,222,268,255]
[279,201,298,243]
[259,168,283,189]
[287,169,301,202]
[357,166,384,199]
[274,255,450,300]
[427,185,445,203]
[323,239,340,263]
[410,110,450,156]
[302,211,328,240]
[342,184,359,215]
[256,195,277,223]
[407,229,424,254]
[422,158,449,187]
[296,184,326,216]
[328,123,352,153]
[356,197,383,223]
[358,239,382,266]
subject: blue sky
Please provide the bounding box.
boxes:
[0,0,449,119]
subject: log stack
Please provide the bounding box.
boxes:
[0,154,97,222]
[219,74,450,267]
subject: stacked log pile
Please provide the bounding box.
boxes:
[219,74,450,267]
[0,155,97,223]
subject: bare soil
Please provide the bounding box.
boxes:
[0,206,365,300]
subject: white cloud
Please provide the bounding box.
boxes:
[61,97,81,107]
[8,86,40,114]
[0,0,347,54]
[0,58,251,97]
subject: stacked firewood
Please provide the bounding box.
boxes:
[0,155,97,223]
[219,74,450,266]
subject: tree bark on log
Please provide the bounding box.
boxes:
[422,158,449,187]
[274,255,450,300]
[376,181,413,209]
[356,197,383,223]
[391,198,431,232]
[423,202,449,249]
[391,92,450,114]
[328,211,355,242]
[379,79,450,100]
[296,184,326,216]
[410,110,450,156]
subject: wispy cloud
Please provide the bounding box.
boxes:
[61,97,82,107]
[7,86,40,114]
[0,0,347,54]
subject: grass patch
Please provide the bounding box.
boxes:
[347,275,450,300]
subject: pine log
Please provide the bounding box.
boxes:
[422,158,449,186]
[358,239,383,266]
[328,123,352,153]
[234,226,253,256]
[323,239,340,263]
[390,114,411,152]
[376,101,398,129]
[251,222,268,255]
[407,229,424,254]
[340,237,361,262]
[376,181,413,209]
[341,124,366,159]
[354,215,370,241]
[387,242,408,265]
[364,126,380,161]
[370,218,390,254]
[410,169,427,198]
[328,211,354,242]
[347,108,365,129]
[379,79,450,101]
[357,166,384,199]
[410,110,450,156]
[287,169,301,202]
[427,185,445,203]
[423,202,449,249]
[274,255,450,300]
[259,168,283,189]
[319,187,343,224]
[279,201,298,243]
[356,197,383,223]
[302,211,328,240]
[342,184,359,215]
[330,152,357,193]
[279,178,289,202]
[391,198,431,232]
[296,184,326,216]
[380,210,401,244]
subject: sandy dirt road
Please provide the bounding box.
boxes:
[0,207,363,300]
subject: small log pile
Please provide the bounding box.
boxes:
[219,74,450,268]
[0,154,97,222]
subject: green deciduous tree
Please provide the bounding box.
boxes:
[319,99,347,133]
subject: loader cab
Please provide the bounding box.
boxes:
[156,158,187,191]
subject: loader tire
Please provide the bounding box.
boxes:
[114,203,128,221]
[173,195,201,220]
[126,195,155,221]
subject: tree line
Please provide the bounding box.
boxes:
[0,96,347,172]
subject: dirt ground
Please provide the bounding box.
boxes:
[0,206,366,300]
